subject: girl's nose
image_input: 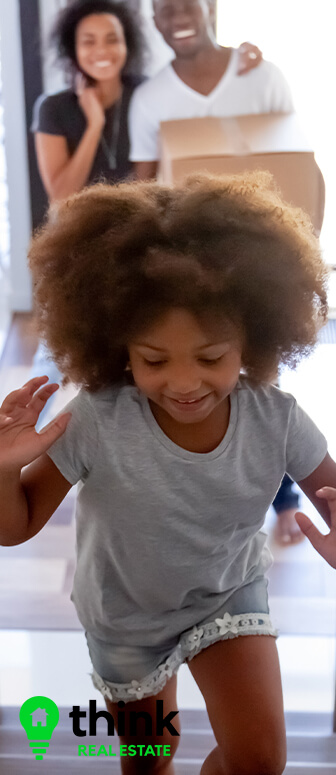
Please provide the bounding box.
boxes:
[168,367,201,395]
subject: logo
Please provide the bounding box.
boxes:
[19,697,177,760]
[19,696,59,761]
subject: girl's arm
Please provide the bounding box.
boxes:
[0,377,72,546]
[295,452,336,567]
[35,81,105,201]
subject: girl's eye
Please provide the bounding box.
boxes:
[199,357,223,365]
[144,359,167,367]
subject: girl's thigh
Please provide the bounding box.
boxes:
[188,635,287,773]
[105,674,180,774]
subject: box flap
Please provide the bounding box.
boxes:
[160,113,313,160]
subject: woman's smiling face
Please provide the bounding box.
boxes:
[128,308,243,427]
[75,13,127,81]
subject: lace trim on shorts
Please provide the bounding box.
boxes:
[91,611,277,704]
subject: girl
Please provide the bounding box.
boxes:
[1,172,335,775]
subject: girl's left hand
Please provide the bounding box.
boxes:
[237,42,263,76]
[295,487,336,568]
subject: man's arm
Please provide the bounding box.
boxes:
[134,161,158,180]
[128,82,161,180]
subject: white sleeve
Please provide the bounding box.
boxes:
[265,62,295,113]
[128,86,160,162]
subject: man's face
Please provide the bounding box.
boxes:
[153,0,215,58]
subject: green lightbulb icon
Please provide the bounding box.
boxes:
[19,696,59,760]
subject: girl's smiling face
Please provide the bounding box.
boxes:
[128,308,243,429]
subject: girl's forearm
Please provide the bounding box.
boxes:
[48,125,102,201]
[0,467,30,546]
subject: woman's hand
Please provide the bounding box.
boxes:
[295,487,336,568]
[237,42,263,76]
[0,376,71,471]
[75,73,105,131]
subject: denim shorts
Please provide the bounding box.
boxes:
[86,576,276,704]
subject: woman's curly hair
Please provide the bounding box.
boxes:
[28,171,328,390]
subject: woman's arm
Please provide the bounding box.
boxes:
[35,129,101,201]
[35,83,106,201]
[295,452,336,567]
[0,377,72,545]
[237,42,263,76]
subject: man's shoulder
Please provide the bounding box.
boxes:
[248,58,288,85]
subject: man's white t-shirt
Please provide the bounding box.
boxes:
[129,48,294,162]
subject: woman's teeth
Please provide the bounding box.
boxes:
[173,29,196,40]
[94,61,111,68]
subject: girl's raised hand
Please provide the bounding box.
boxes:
[0,376,71,471]
[295,487,336,569]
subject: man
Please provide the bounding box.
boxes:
[129,0,293,181]
[129,0,301,544]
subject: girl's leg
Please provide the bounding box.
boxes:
[105,675,180,775]
[188,635,287,775]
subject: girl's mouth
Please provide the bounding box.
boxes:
[165,394,211,411]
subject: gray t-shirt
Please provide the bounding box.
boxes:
[47,378,327,647]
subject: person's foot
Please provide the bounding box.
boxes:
[273,508,306,546]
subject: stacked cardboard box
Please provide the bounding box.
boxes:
[159,113,325,233]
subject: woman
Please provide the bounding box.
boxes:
[32,0,262,201]
[32,0,147,200]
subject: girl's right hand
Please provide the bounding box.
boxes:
[75,73,106,131]
[0,377,71,471]
[295,486,336,569]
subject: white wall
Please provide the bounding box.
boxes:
[217,0,336,266]
[0,0,32,311]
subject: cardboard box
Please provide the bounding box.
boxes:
[159,113,325,233]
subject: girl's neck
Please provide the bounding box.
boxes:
[149,396,231,454]
[95,77,123,108]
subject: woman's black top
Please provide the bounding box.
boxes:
[31,75,144,185]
